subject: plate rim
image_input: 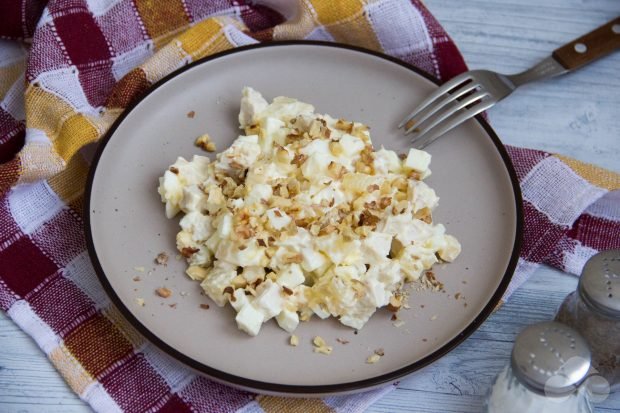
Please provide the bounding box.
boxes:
[84,40,524,395]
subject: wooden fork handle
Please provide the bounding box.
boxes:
[552,17,620,71]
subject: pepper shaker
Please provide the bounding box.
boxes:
[555,249,620,389]
[484,321,593,413]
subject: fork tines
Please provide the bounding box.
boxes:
[398,73,494,148]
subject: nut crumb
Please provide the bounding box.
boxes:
[454,292,461,300]
[195,134,217,152]
[290,335,299,346]
[155,252,169,266]
[374,348,385,356]
[133,276,141,282]
[187,110,195,118]
[392,319,405,328]
[314,346,333,355]
[336,338,350,345]
[312,336,332,355]
[366,354,381,364]
[156,287,172,298]
[135,298,145,307]
[169,303,177,309]
[134,266,145,272]
[313,336,327,347]
[430,315,438,321]
[200,303,210,310]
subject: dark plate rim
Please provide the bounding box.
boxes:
[84,40,524,395]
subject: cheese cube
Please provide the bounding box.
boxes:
[361,232,393,262]
[266,208,291,230]
[404,148,431,173]
[235,304,265,336]
[254,280,284,320]
[230,288,250,312]
[239,86,268,127]
[438,234,461,262]
[276,309,299,333]
[200,263,237,306]
[276,264,305,289]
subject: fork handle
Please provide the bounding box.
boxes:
[552,17,620,71]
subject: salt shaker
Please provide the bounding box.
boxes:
[484,321,593,413]
[555,249,620,389]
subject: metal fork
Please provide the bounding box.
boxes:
[399,17,620,149]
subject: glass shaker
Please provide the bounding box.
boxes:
[484,321,593,413]
[555,249,620,389]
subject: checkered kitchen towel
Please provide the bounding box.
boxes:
[0,1,619,412]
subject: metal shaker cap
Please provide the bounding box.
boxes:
[579,249,620,317]
[511,321,591,396]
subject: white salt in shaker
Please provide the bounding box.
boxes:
[484,321,593,413]
[555,249,620,390]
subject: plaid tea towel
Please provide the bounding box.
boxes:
[0,0,619,412]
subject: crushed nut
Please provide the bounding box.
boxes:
[366,354,381,364]
[180,247,199,258]
[195,133,216,152]
[291,153,307,166]
[313,336,327,347]
[135,298,145,307]
[187,110,195,118]
[155,252,169,266]
[290,335,299,346]
[374,348,385,356]
[156,287,172,298]
[134,266,145,272]
[200,303,210,310]
[133,276,141,282]
[387,295,402,312]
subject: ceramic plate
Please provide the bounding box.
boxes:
[85,42,522,396]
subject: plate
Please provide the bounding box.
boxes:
[85,42,522,396]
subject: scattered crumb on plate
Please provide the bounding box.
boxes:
[200,303,210,310]
[155,252,169,266]
[134,266,145,272]
[290,335,299,346]
[135,298,145,307]
[336,338,350,345]
[312,336,332,355]
[195,133,216,152]
[187,110,195,118]
[156,287,172,298]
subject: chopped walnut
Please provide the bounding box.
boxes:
[155,252,169,266]
[195,133,216,152]
[156,287,172,298]
[180,247,199,258]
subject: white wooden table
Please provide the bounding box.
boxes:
[1,1,619,411]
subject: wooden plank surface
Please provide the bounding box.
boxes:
[1,0,619,411]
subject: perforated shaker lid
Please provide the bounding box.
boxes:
[579,249,620,317]
[511,321,591,396]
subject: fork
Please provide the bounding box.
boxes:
[399,17,620,149]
